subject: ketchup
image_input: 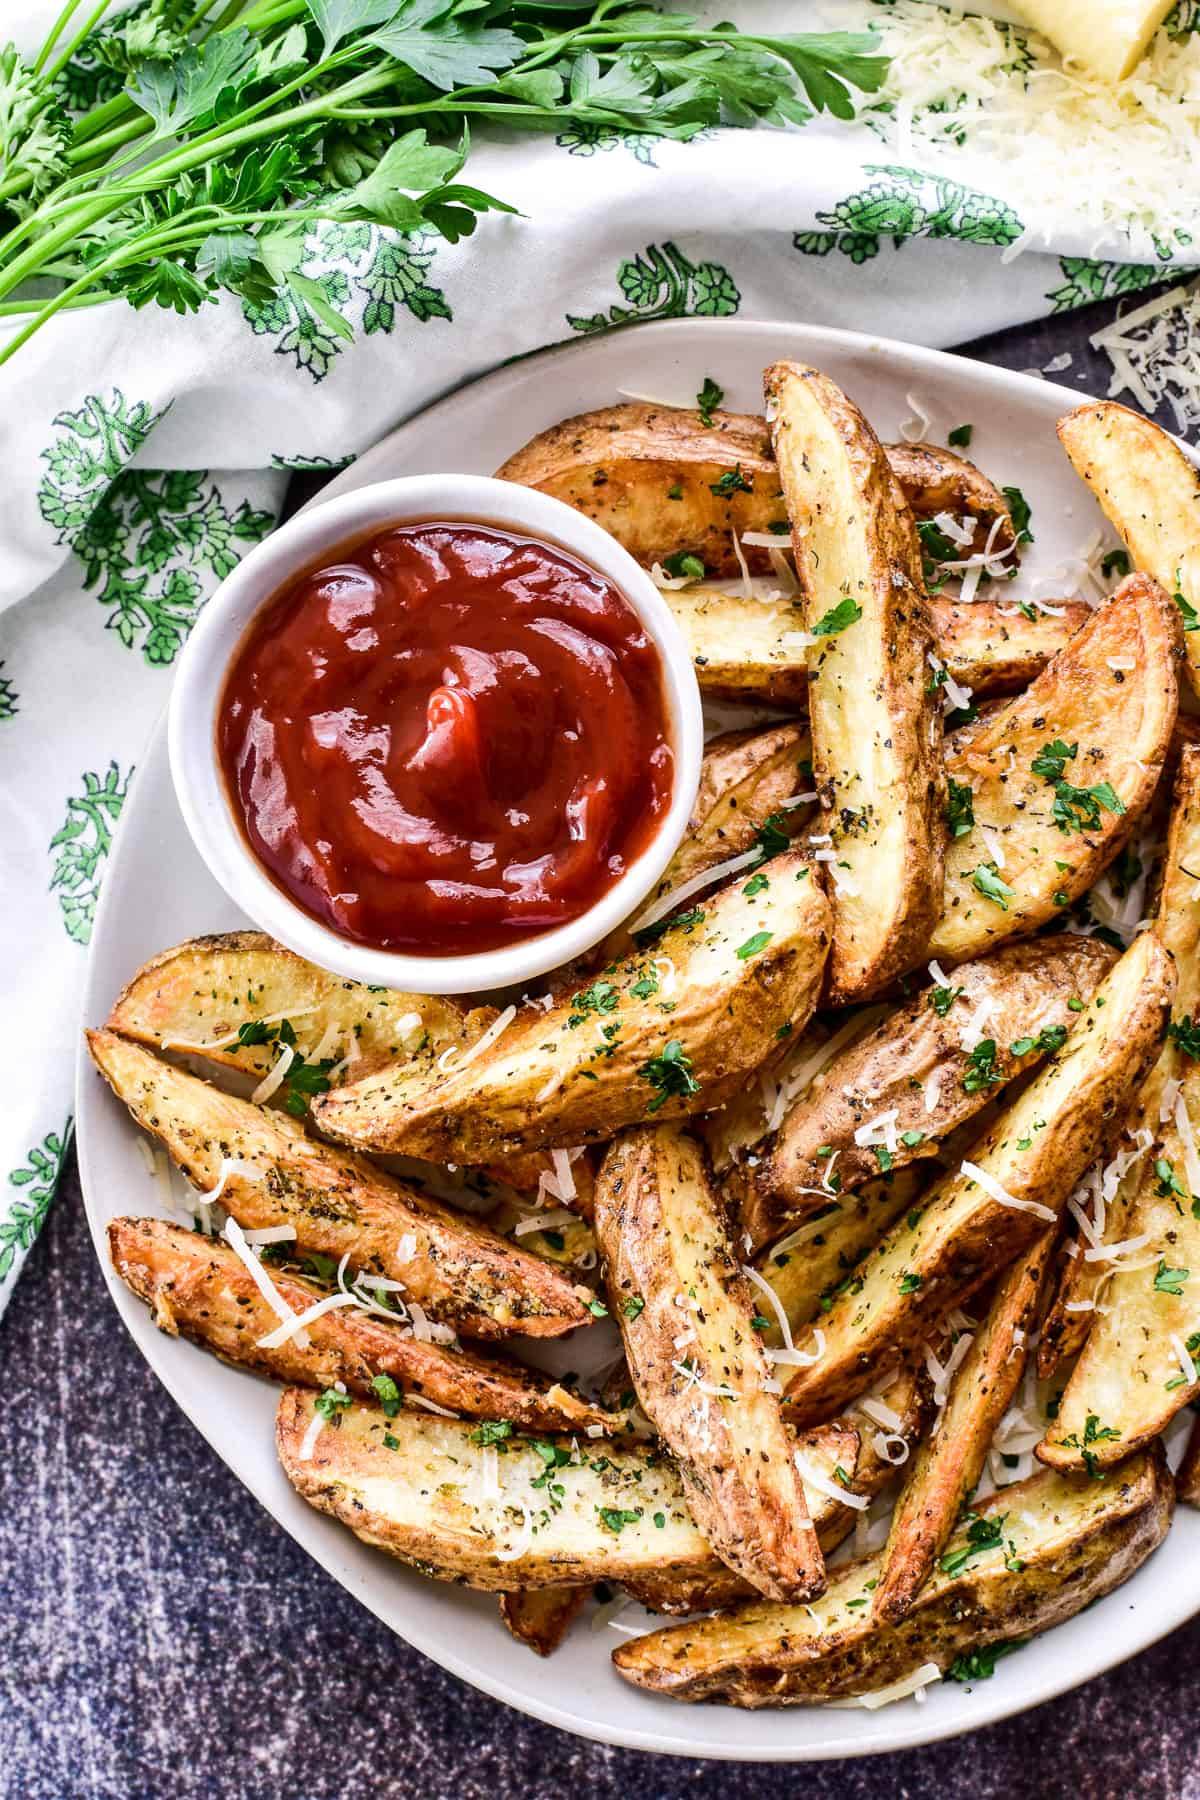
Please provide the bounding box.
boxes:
[217,521,675,955]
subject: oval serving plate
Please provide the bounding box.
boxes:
[77,316,1200,1761]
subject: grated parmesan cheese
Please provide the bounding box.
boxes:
[827,1663,942,1710]
[250,1041,295,1104]
[631,846,762,935]
[960,1159,1057,1223]
[256,1288,357,1349]
[223,1217,309,1347]
[794,1450,870,1511]
[438,1005,516,1075]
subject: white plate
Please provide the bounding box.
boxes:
[77,318,1200,1761]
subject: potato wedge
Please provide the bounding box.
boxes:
[277,1390,868,1593]
[779,932,1175,1426]
[745,936,1118,1249]
[595,1125,824,1602]
[496,404,1016,576]
[1059,403,1200,697]
[765,359,944,1002]
[622,1364,931,1616]
[1038,777,1200,1470]
[311,850,831,1161]
[1177,1413,1200,1507]
[105,930,466,1082]
[87,1031,590,1340]
[670,586,1089,710]
[499,1587,587,1656]
[752,1175,926,1345]
[109,1215,610,1431]
[872,1234,1052,1624]
[597,723,809,962]
[610,1446,1173,1704]
[928,575,1181,963]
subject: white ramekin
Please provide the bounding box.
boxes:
[168,473,704,995]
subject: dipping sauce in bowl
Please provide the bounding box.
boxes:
[217,521,676,956]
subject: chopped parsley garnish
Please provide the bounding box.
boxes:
[1174,570,1199,632]
[1031,737,1125,834]
[898,1271,922,1295]
[598,1506,642,1534]
[236,1016,335,1117]
[314,1388,352,1422]
[709,465,753,498]
[1055,1414,1120,1478]
[667,483,683,501]
[569,979,619,1026]
[1169,1016,1200,1060]
[639,1039,700,1113]
[754,813,791,860]
[1101,548,1130,580]
[811,595,863,637]
[632,905,705,949]
[743,870,770,897]
[900,1129,926,1148]
[948,423,973,448]
[622,1295,645,1320]
[736,930,773,960]
[940,1513,1005,1577]
[470,1420,514,1446]
[1154,1260,1190,1296]
[1002,485,1033,544]
[946,1641,1022,1683]
[1155,1157,1189,1201]
[947,776,975,840]
[587,1298,609,1318]
[661,550,705,582]
[630,973,659,1000]
[971,863,1015,909]
[370,1374,401,1418]
[696,376,723,427]
[1009,1025,1068,1058]
[875,1146,895,1173]
[963,1038,1002,1093]
[930,983,963,1017]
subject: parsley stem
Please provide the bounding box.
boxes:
[42,0,113,86]
[33,0,91,75]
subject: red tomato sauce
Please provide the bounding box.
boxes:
[218,521,675,955]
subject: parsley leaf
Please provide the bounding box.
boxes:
[639,1039,700,1113]
[930,984,963,1017]
[947,424,973,448]
[709,465,753,498]
[632,905,705,949]
[736,930,773,960]
[314,1387,352,1422]
[811,595,863,637]
[696,376,724,425]
[963,1038,1002,1093]
[1002,485,1034,544]
[661,550,705,582]
[1154,1260,1190,1296]
[470,1420,514,1446]
[971,863,1015,909]
[1169,1016,1200,1060]
[946,776,975,839]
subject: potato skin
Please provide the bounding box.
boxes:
[779,933,1175,1426]
[312,850,831,1161]
[108,1215,611,1432]
[765,360,945,1003]
[610,1447,1173,1704]
[595,1126,825,1602]
[87,1030,590,1340]
[499,1588,587,1657]
[496,403,1016,577]
[745,935,1118,1250]
[929,575,1181,964]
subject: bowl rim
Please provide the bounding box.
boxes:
[167,471,704,994]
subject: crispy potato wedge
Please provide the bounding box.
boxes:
[1177,1413,1200,1507]
[745,936,1118,1249]
[752,1174,926,1345]
[496,404,1016,576]
[928,576,1181,963]
[105,931,466,1081]
[311,850,831,1161]
[1038,772,1200,1470]
[872,1234,1052,1624]
[595,1125,824,1603]
[597,723,809,962]
[277,1390,866,1593]
[765,359,944,1002]
[1059,400,1200,697]
[499,1587,588,1656]
[622,1364,931,1616]
[108,1215,610,1431]
[670,586,1089,710]
[779,932,1175,1426]
[87,1031,590,1340]
[1036,745,1200,1375]
[610,1446,1173,1704]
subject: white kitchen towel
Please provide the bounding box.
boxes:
[3,0,1199,1308]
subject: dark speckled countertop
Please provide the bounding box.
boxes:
[6,294,1200,1800]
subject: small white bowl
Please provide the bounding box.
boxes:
[168,473,704,995]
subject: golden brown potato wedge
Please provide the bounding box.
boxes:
[669,586,1089,711]
[872,1234,1053,1624]
[499,1588,588,1657]
[311,850,831,1161]
[1059,400,1200,697]
[595,1125,824,1603]
[87,1031,590,1340]
[745,936,1118,1250]
[610,1446,1172,1704]
[277,1390,867,1593]
[105,930,466,1082]
[496,404,1016,577]
[779,932,1174,1426]
[928,575,1181,964]
[622,1363,931,1616]
[1038,777,1200,1470]
[108,1215,610,1431]
[752,1175,926,1345]
[1177,1413,1200,1507]
[597,723,810,962]
[765,359,944,1002]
